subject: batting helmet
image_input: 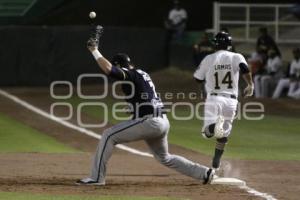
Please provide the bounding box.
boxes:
[111,53,131,68]
[213,31,232,50]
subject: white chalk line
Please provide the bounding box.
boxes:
[0,89,277,200]
[0,89,153,158]
[239,186,278,200]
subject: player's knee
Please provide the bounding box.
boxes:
[101,129,115,144]
[102,129,110,138]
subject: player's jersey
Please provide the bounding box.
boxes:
[194,50,247,97]
[110,67,164,118]
[290,59,300,78]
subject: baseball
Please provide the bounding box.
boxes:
[89,11,96,19]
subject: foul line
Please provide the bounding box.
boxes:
[0,89,153,158]
[0,89,277,200]
[239,186,277,200]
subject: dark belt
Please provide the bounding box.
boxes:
[139,108,166,118]
[210,93,237,100]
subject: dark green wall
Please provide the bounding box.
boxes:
[0,26,166,86]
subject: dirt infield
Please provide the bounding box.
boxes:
[0,87,299,200]
[0,153,257,200]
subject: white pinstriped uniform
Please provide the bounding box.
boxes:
[194,50,246,137]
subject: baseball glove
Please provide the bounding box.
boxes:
[87,25,104,48]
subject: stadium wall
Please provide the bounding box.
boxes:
[0,26,166,86]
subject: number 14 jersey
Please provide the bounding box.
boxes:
[193,50,248,97]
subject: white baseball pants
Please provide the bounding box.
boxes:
[203,95,238,138]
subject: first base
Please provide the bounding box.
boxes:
[211,177,246,186]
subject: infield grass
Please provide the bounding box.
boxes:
[68,97,300,161]
[0,112,77,153]
[0,192,181,200]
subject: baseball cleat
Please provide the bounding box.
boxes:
[201,127,214,139]
[212,161,221,172]
[203,168,215,184]
[213,167,224,177]
[214,115,225,138]
[202,131,209,139]
[76,178,105,186]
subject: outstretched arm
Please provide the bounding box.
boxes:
[87,40,112,75]
[87,25,113,75]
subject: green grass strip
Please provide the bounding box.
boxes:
[0,112,77,153]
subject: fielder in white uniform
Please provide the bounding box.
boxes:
[272,48,300,99]
[193,32,254,170]
[76,26,215,186]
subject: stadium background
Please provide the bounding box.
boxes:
[0,0,299,200]
[0,0,299,86]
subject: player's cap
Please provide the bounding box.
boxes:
[111,53,131,68]
[213,31,232,51]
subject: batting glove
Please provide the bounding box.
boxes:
[244,84,254,97]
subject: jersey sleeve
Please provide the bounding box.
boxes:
[235,53,247,65]
[234,53,248,72]
[109,66,135,81]
[193,57,208,81]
